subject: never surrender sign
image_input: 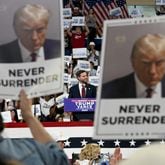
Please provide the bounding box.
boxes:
[94,16,165,140]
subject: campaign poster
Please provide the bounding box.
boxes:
[94,16,165,139]
[0,0,64,99]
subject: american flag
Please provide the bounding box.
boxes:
[116,0,129,18]
[83,0,129,31]
[64,137,165,159]
[5,122,165,160]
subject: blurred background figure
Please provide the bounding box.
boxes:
[119,143,165,165]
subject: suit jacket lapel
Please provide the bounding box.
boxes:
[76,84,81,98]
[126,73,136,98]
[10,40,23,62]
[161,76,165,97]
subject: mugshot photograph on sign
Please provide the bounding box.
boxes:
[94,16,165,139]
[0,0,64,99]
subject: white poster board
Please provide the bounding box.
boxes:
[110,7,122,16]
[68,78,78,88]
[63,8,72,18]
[89,76,99,86]
[56,93,69,108]
[72,16,85,26]
[0,0,64,99]
[72,48,87,59]
[64,55,72,64]
[64,73,71,84]
[94,16,165,140]
[77,60,90,71]
[129,7,143,18]
[63,19,72,29]
[156,0,165,5]
[1,111,12,123]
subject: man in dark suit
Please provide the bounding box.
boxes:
[102,34,165,98]
[0,4,60,63]
[69,70,97,121]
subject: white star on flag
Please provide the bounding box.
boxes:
[114,139,120,146]
[97,140,104,146]
[129,139,136,146]
[64,140,71,147]
[80,139,88,146]
[160,140,165,144]
[145,139,151,146]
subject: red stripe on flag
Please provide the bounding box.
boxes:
[93,5,104,26]
[120,5,129,18]
[83,1,90,16]
[99,1,109,19]
[93,1,110,31]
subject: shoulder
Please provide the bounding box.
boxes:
[44,39,60,47]
[88,84,96,88]
[0,40,18,49]
[9,139,68,164]
[102,73,134,98]
[103,73,134,87]
[44,39,61,59]
[70,84,79,90]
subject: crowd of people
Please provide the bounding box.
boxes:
[0,0,101,122]
[0,0,165,165]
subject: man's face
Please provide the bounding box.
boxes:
[132,50,165,87]
[75,27,81,34]
[57,141,65,149]
[16,19,48,52]
[77,72,89,84]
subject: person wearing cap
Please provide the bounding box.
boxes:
[55,132,69,149]
[87,41,100,69]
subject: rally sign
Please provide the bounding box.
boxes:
[63,8,72,18]
[72,48,87,59]
[72,16,85,26]
[94,16,165,139]
[64,98,96,112]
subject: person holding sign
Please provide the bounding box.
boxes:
[67,23,89,48]
[69,70,97,121]
[102,34,165,98]
[0,4,60,63]
[0,90,69,165]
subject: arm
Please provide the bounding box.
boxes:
[110,147,122,165]
[84,24,90,36]
[19,89,54,144]
[67,23,72,37]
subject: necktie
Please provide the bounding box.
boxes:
[146,88,153,98]
[30,53,37,62]
[81,85,86,98]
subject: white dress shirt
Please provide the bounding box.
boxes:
[18,40,45,62]
[134,74,161,98]
[78,83,86,97]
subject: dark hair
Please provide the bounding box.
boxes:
[90,61,94,66]
[76,70,87,77]
[10,109,19,123]
[0,113,4,133]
